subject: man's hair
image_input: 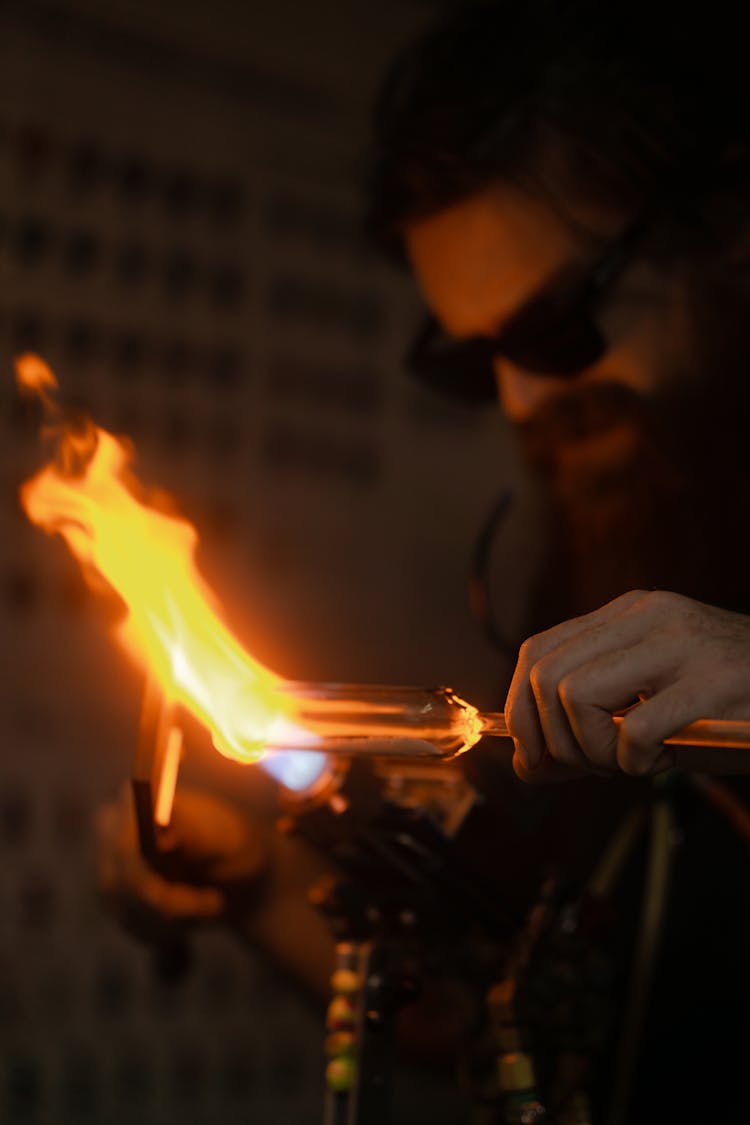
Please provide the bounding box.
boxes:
[369,0,750,262]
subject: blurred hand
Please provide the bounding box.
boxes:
[96,785,269,946]
[506,589,750,781]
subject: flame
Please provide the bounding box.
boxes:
[16,352,59,411]
[16,354,315,769]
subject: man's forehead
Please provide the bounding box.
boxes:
[404,185,586,338]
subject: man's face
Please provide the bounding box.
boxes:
[404,182,696,426]
[404,184,750,620]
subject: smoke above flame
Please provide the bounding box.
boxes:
[16,354,304,765]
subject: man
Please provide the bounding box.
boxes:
[366,5,750,1116]
[368,0,750,780]
[100,3,750,1120]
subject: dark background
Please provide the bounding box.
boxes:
[0,2,549,1121]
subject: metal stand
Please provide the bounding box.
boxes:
[286,759,510,1125]
[298,762,653,1125]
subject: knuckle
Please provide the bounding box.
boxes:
[518,633,545,668]
[557,671,582,710]
[643,588,685,618]
[617,588,650,607]
[529,658,556,699]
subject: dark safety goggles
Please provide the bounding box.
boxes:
[406,219,644,405]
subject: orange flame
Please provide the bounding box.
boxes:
[16,352,59,412]
[16,354,296,763]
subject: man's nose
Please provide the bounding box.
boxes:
[494,357,571,422]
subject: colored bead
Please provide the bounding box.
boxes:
[326,1056,356,1092]
[331,969,361,994]
[499,1052,536,1093]
[327,995,356,1029]
[326,1031,356,1057]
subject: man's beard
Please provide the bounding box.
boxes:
[517,367,750,636]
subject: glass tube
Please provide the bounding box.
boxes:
[260,683,750,763]
[263,683,488,761]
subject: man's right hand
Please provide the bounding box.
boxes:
[505,589,750,781]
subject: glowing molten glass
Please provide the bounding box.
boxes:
[16,354,320,775]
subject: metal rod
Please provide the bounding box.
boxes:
[478,712,750,749]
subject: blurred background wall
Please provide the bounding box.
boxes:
[0,2,541,1121]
